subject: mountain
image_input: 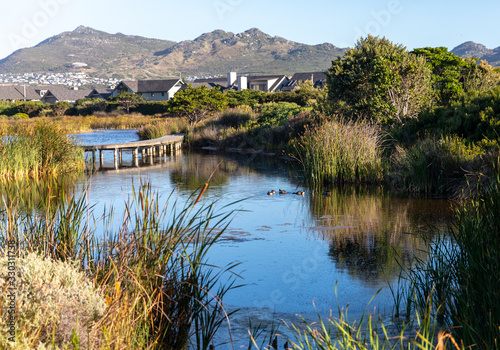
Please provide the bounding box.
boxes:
[451,41,500,67]
[0,26,345,79]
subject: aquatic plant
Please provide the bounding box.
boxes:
[293,118,384,185]
[0,122,84,180]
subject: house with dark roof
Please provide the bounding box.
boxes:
[111,79,185,101]
[41,87,93,104]
[0,85,42,101]
[237,74,289,92]
[190,77,229,90]
[88,88,113,100]
[192,72,289,92]
[281,72,327,91]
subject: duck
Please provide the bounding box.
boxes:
[293,191,305,196]
[267,190,276,195]
[279,189,287,194]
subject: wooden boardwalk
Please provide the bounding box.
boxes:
[84,134,184,170]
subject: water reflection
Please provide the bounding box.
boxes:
[308,187,454,284]
[0,176,79,214]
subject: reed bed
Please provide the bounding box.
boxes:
[389,136,485,195]
[137,117,188,140]
[293,119,384,185]
[0,122,84,180]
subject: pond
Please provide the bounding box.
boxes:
[73,129,454,347]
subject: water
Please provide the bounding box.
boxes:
[72,129,454,347]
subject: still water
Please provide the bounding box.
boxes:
[74,129,454,346]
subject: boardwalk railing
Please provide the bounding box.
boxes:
[83,134,184,170]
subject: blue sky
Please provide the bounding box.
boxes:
[1,0,499,60]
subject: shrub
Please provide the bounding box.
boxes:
[215,105,255,128]
[0,253,106,348]
[11,113,29,120]
[258,102,305,126]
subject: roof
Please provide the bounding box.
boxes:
[191,78,228,89]
[89,88,113,99]
[119,79,183,93]
[0,85,42,100]
[289,72,327,82]
[42,87,93,102]
[282,72,327,91]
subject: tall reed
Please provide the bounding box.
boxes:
[0,181,241,349]
[0,122,84,180]
[394,156,500,349]
[293,118,384,185]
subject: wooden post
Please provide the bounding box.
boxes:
[92,149,96,170]
[149,147,154,165]
[133,148,139,167]
[119,149,122,165]
[114,149,118,170]
[99,149,104,169]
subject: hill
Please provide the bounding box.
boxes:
[451,41,500,67]
[0,26,345,79]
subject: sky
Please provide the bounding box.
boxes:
[1,0,499,60]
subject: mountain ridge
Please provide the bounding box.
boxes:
[0,26,346,79]
[0,27,498,80]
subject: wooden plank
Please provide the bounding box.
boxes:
[83,134,184,151]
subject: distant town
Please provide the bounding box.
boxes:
[0,72,225,90]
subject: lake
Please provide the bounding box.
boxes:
[73,129,454,347]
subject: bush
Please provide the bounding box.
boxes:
[0,253,106,348]
[258,102,306,126]
[11,113,29,120]
[16,101,44,117]
[135,101,170,115]
[215,106,255,128]
[74,98,107,116]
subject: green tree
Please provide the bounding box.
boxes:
[168,85,227,125]
[411,47,468,106]
[327,35,432,125]
[109,92,145,114]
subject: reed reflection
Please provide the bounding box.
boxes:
[308,186,454,284]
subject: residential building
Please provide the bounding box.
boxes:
[281,72,327,91]
[111,79,185,101]
[41,86,93,104]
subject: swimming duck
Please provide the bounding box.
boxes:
[279,189,287,194]
[293,191,305,196]
[267,190,276,195]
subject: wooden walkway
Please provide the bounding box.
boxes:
[84,134,184,170]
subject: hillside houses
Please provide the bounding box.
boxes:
[0,71,327,104]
